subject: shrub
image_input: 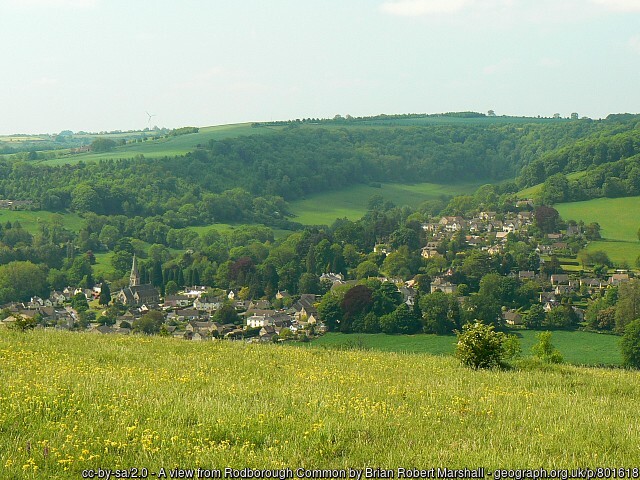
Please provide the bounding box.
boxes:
[532,331,563,363]
[455,321,511,369]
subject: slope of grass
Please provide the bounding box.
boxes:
[289,181,482,225]
[310,330,622,366]
[556,196,640,264]
[1,328,639,478]
[0,210,84,234]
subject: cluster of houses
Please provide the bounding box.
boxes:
[0,283,327,343]
[0,286,94,329]
[415,210,632,327]
[421,211,541,257]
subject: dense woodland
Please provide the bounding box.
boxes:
[0,114,638,232]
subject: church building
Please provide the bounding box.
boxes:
[117,255,160,307]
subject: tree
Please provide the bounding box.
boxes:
[165,280,179,296]
[420,291,460,334]
[381,246,415,279]
[615,279,640,333]
[621,319,640,368]
[532,331,563,363]
[356,260,378,279]
[0,261,48,304]
[71,292,89,312]
[132,310,164,335]
[534,205,561,234]
[539,174,569,204]
[379,303,422,334]
[213,303,240,325]
[298,272,321,294]
[463,294,502,327]
[71,184,100,213]
[99,282,111,306]
[9,314,37,331]
[584,222,601,241]
[544,305,577,329]
[90,138,117,152]
[371,281,403,316]
[317,293,343,331]
[340,285,374,333]
[455,321,511,369]
[523,303,545,330]
[111,250,133,278]
[99,225,120,250]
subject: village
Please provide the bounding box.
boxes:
[0,199,632,340]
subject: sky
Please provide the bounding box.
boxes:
[0,0,639,134]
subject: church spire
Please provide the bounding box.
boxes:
[130,254,140,287]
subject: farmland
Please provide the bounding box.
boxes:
[555,196,640,264]
[1,328,639,478]
[0,210,84,234]
[289,181,482,225]
[309,330,623,366]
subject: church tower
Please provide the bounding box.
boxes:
[129,254,140,287]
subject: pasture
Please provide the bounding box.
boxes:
[0,210,84,235]
[1,328,639,479]
[309,330,622,366]
[556,196,640,264]
[289,181,482,225]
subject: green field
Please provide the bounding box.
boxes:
[92,251,115,278]
[1,328,639,478]
[310,330,622,366]
[39,123,280,165]
[289,182,482,225]
[556,196,640,264]
[0,210,84,234]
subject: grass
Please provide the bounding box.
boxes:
[92,251,115,279]
[310,330,622,366]
[39,123,279,165]
[1,328,640,478]
[289,181,482,225]
[555,196,640,264]
[0,210,84,235]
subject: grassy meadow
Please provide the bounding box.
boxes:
[310,330,623,366]
[289,182,482,225]
[556,196,640,264]
[1,329,640,478]
[0,210,84,235]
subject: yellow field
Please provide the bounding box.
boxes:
[1,329,640,478]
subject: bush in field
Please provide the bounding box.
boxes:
[455,321,513,369]
[532,331,563,364]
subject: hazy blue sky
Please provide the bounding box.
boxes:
[1,0,639,134]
